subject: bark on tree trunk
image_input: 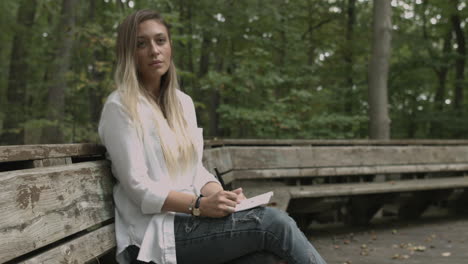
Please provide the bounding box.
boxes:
[1,0,37,145]
[451,0,466,111]
[186,0,195,93]
[344,0,356,114]
[41,0,77,143]
[306,0,315,66]
[87,0,104,128]
[368,0,392,140]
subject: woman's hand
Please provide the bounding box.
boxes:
[199,190,239,218]
[232,187,247,202]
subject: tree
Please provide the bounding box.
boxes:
[450,0,466,112]
[1,0,37,145]
[41,0,78,143]
[368,0,392,139]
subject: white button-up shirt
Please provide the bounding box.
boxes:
[98,90,219,264]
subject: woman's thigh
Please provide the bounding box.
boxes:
[174,207,278,264]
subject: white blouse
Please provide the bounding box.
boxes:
[98,90,219,264]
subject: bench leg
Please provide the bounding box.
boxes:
[346,194,394,226]
[447,188,468,214]
[398,190,452,220]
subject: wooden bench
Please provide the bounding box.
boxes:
[0,144,115,264]
[203,139,468,225]
[3,140,468,262]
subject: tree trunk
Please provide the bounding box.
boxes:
[368,0,392,139]
[198,32,211,79]
[306,0,315,66]
[186,0,194,91]
[451,0,466,111]
[87,0,104,128]
[1,0,37,145]
[344,0,356,114]
[42,0,77,143]
[176,0,186,87]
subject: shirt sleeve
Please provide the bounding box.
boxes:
[180,92,221,195]
[98,101,169,214]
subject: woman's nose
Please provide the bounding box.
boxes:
[149,41,160,55]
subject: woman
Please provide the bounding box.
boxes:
[99,9,327,264]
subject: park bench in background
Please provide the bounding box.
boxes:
[203,139,468,227]
[2,140,468,263]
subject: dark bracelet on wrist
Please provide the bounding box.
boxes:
[192,194,203,216]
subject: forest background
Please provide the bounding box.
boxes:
[0,0,467,145]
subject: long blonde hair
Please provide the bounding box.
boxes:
[115,10,197,179]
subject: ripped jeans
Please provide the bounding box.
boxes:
[174,207,327,264]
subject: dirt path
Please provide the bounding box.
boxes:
[310,216,468,264]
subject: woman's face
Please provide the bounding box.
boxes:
[135,20,172,84]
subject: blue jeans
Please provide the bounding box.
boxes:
[174,207,327,264]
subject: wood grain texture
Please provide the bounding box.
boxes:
[202,148,233,175]
[0,161,114,263]
[289,176,468,198]
[20,224,116,264]
[0,144,106,162]
[33,157,72,167]
[230,163,468,180]
[225,146,468,169]
[204,139,468,148]
[244,177,468,200]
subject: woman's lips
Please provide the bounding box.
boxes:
[149,60,162,66]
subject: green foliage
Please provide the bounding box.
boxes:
[0,0,467,144]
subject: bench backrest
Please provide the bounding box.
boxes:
[202,140,468,183]
[0,144,114,264]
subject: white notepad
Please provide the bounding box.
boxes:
[235,191,274,212]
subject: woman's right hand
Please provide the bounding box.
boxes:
[199,190,239,218]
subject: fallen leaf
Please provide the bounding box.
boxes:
[417,246,426,251]
[392,253,410,260]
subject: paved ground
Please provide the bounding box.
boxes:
[310,214,468,264]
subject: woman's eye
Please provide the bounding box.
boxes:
[137,41,146,48]
[156,38,166,45]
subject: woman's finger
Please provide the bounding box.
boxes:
[225,205,236,213]
[222,191,239,201]
[220,197,238,208]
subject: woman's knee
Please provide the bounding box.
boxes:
[261,207,297,232]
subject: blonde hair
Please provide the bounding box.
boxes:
[115,10,197,179]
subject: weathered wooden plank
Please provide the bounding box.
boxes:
[204,139,468,148]
[202,148,233,175]
[226,146,468,170]
[228,163,468,181]
[289,176,468,198]
[0,161,114,263]
[20,224,116,264]
[33,157,73,167]
[228,147,301,170]
[244,177,468,201]
[0,144,106,163]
